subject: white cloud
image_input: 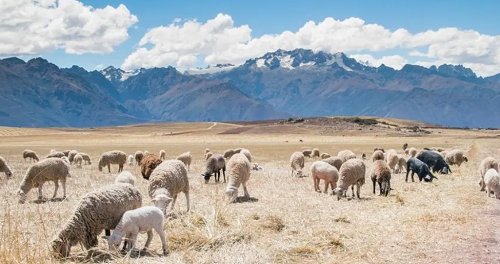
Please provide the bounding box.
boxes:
[350,54,408,69]
[0,0,138,56]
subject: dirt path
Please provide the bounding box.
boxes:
[207,122,217,130]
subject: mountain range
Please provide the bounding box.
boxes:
[1,48,500,127]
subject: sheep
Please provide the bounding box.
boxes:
[134,151,144,166]
[484,169,500,199]
[373,147,385,153]
[0,156,13,178]
[46,151,65,158]
[128,155,134,166]
[176,151,192,171]
[445,149,468,167]
[405,158,437,182]
[22,149,39,162]
[290,151,305,177]
[62,150,71,157]
[98,150,127,173]
[332,159,366,200]
[311,161,339,193]
[408,147,417,157]
[362,153,366,160]
[322,156,342,171]
[387,152,399,173]
[338,150,356,162]
[140,154,162,180]
[371,150,384,162]
[302,149,313,158]
[225,153,252,203]
[50,149,57,154]
[252,163,263,171]
[108,206,168,255]
[73,154,83,168]
[404,149,410,156]
[311,148,320,159]
[205,151,213,160]
[148,160,190,215]
[402,143,408,150]
[17,158,71,204]
[159,150,166,160]
[396,154,407,174]
[78,153,91,165]
[202,154,226,183]
[68,150,78,163]
[51,183,142,259]
[115,171,136,185]
[370,160,391,196]
[223,149,236,159]
[239,148,252,162]
[205,148,210,154]
[478,157,499,191]
[321,153,331,159]
[416,150,452,174]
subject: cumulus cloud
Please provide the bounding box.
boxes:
[350,54,408,69]
[0,0,138,56]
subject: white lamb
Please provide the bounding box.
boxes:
[310,161,339,193]
[484,169,500,199]
[225,153,251,203]
[290,151,305,177]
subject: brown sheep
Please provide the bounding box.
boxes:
[141,154,163,180]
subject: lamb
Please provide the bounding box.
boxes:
[322,156,343,171]
[176,151,192,171]
[416,150,452,174]
[73,154,83,168]
[17,158,71,204]
[396,154,407,174]
[115,171,136,185]
[478,157,499,191]
[338,150,356,162]
[128,155,134,166]
[223,149,236,159]
[408,147,417,158]
[405,158,437,182]
[321,153,331,159]
[387,152,399,173]
[302,149,313,158]
[46,151,65,158]
[159,150,166,160]
[148,160,190,214]
[68,150,78,163]
[205,151,213,160]
[98,150,127,173]
[108,206,168,255]
[134,151,144,166]
[332,159,366,200]
[483,169,500,199]
[311,148,320,159]
[370,160,391,196]
[22,149,39,162]
[311,161,339,193]
[225,153,252,203]
[290,151,305,177]
[239,148,252,162]
[0,156,13,178]
[445,149,468,167]
[202,154,226,183]
[51,184,142,258]
[79,153,91,165]
[371,150,384,162]
[140,154,163,180]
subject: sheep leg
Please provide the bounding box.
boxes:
[38,183,44,200]
[107,164,111,173]
[185,191,190,212]
[223,168,226,182]
[128,233,138,252]
[61,178,66,198]
[52,180,59,199]
[142,230,153,251]
[405,170,410,182]
[411,171,415,182]
[171,195,178,210]
[156,227,168,255]
[243,182,250,199]
[324,180,329,193]
[378,182,382,196]
[119,164,123,172]
[372,179,376,194]
[487,187,491,197]
[351,185,355,198]
[313,176,318,192]
[356,184,361,199]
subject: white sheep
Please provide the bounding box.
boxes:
[159,150,166,160]
[205,151,213,160]
[370,160,391,196]
[408,147,417,158]
[225,153,251,203]
[0,156,13,178]
[479,157,499,191]
[202,154,226,183]
[176,151,192,171]
[484,169,500,199]
[290,151,305,177]
[302,149,313,158]
[337,150,356,162]
[17,158,71,204]
[311,161,339,193]
[320,153,331,159]
[148,160,190,215]
[223,149,236,159]
[115,171,136,185]
[333,159,366,200]
[98,150,127,173]
[445,149,468,167]
[134,151,144,166]
[108,206,167,255]
[73,154,83,168]
[68,150,78,163]
[22,149,39,162]
[311,148,320,159]
[371,150,384,162]
[128,155,134,166]
[396,154,407,174]
[387,152,399,173]
[46,151,65,158]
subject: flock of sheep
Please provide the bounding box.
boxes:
[0,143,498,260]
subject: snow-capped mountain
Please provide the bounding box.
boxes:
[100,66,140,85]
[184,63,236,75]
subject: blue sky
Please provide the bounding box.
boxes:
[3,0,500,76]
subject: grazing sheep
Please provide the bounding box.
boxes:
[406,158,437,182]
[302,149,313,158]
[223,149,236,159]
[387,152,399,173]
[311,148,320,159]
[73,154,83,168]
[445,149,468,167]
[484,169,500,199]
[22,149,39,162]
[140,154,162,180]
[332,159,366,200]
[370,160,391,196]
[128,155,134,166]
[68,150,78,163]
[108,206,168,255]
[225,153,251,203]
[159,150,166,160]
[371,150,384,162]
[79,153,91,165]
[202,154,226,183]
[311,161,339,193]
[396,154,407,174]
[239,148,252,162]
[0,156,13,178]
[252,163,263,171]
[402,143,408,150]
[51,184,142,259]
[338,150,356,162]
[322,156,343,171]
[62,150,71,157]
[321,153,331,159]
[373,147,385,153]
[46,151,65,158]
[148,160,190,214]
[290,152,305,177]
[98,150,127,173]
[479,157,499,191]
[205,151,213,160]
[17,158,71,204]
[408,147,417,158]
[115,171,136,185]
[135,151,144,166]
[416,150,452,174]
[176,151,192,171]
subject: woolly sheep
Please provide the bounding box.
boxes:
[0,156,13,178]
[98,150,127,173]
[51,184,142,258]
[68,150,78,163]
[322,156,343,171]
[73,154,83,168]
[416,150,452,174]
[223,149,236,159]
[115,171,136,185]
[408,147,417,158]
[445,149,468,167]
[484,169,500,199]
[387,152,399,173]
[22,149,39,162]
[302,149,313,158]
[46,151,65,158]
[17,158,71,204]
[405,158,437,182]
[239,148,252,162]
[108,206,168,255]
[321,153,331,159]
[78,153,91,165]
[140,154,163,180]
[135,151,144,166]
[478,157,498,191]
[225,153,252,203]
[205,151,213,160]
[311,148,320,159]
[396,154,407,174]
[371,150,384,162]
[311,161,339,193]
[202,154,226,183]
[333,159,366,200]
[338,150,356,162]
[370,160,391,196]
[159,150,166,160]
[128,155,134,166]
[290,151,305,177]
[148,160,190,215]
[176,151,192,171]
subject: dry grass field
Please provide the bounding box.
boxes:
[0,118,499,264]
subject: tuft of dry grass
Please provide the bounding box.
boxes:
[260,215,285,232]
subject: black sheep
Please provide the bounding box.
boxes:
[406,158,438,182]
[416,150,452,174]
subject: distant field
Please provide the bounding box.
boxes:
[0,118,499,264]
